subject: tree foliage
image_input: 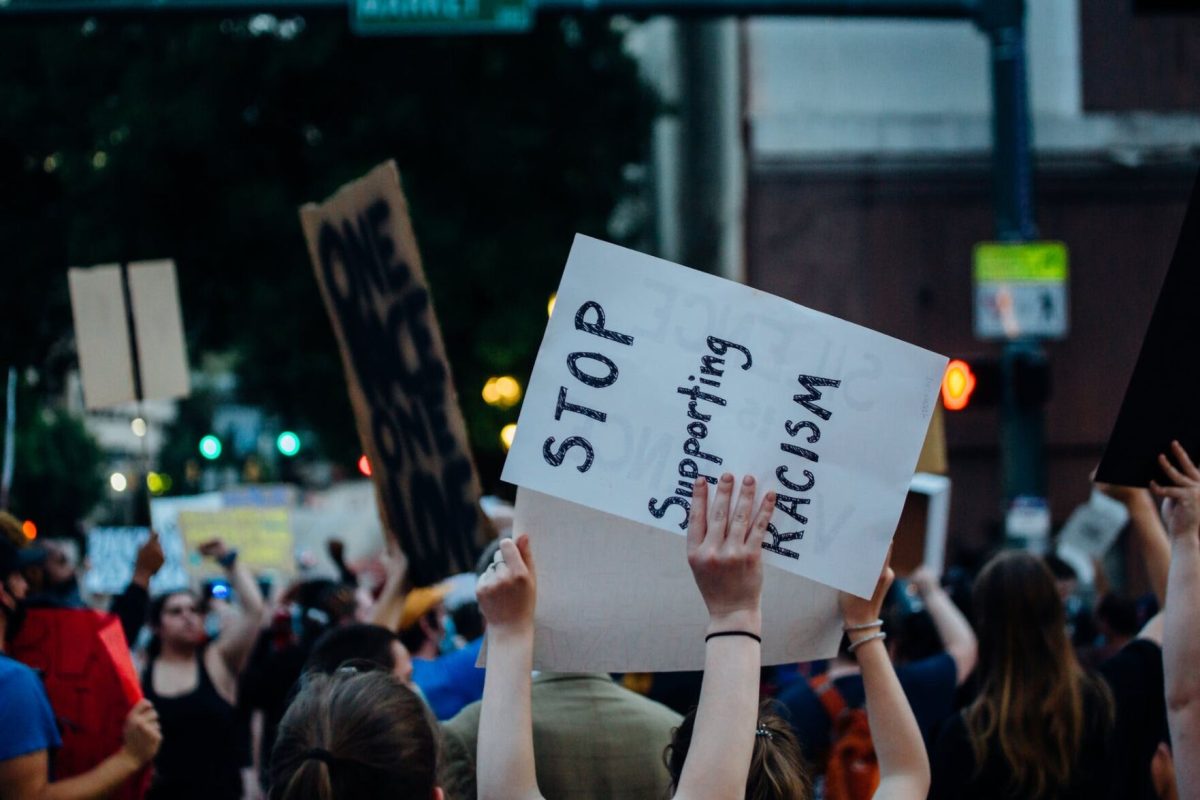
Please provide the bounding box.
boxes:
[0,12,658,492]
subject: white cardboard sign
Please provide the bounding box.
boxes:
[517,488,842,672]
[502,236,946,597]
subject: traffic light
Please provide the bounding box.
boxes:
[941,360,977,411]
[276,431,301,457]
[199,434,222,460]
[940,353,1049,412]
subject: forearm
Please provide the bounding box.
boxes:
[1165,535,1200,714]
[856,638,930,800]
[227,562,265,620]
[1129,497,1171,606]
[674,612,761,800]
[921,587,976,683]
[42,751,141,800]
[477,629,540,800]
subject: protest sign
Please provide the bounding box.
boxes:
[150,493,222,572]
[1097,171,1200,486]
[502,235,946,598]
[68,265,138,409]
[177,507,295,580]
[68,260,189,409]
[515,487,842,672]
[83,527,189,596]
[299,161,487,586]
[1055,490,1130,584]
[891,473,951,577]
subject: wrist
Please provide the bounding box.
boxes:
[131,569,153,590]
[706,608,762,637]
[217,549,239,570]
[115,746,145,772]
[487,620,535,643]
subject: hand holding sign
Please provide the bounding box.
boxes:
[477,536,537,637]
[132,531,165,589]
[1150,441,1200,540]
[687,474,773,635]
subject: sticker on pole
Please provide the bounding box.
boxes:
[973,241,1069,340]
[501,235,946,598]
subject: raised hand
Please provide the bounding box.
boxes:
[686,473,774,634]
[841,558,896,629]
[1151,440,1200,540]
[132,531,165,588]
[477,535,537,636]
[121,699,163,766]
[197,538,230,561]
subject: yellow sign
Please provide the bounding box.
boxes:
[178,508,295,579]
[973,241,1068,283]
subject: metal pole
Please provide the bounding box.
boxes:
[0,368,16,509]
[979,0,1045,504]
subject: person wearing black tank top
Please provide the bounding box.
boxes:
[143,538,265,800]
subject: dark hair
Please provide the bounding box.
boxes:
[147,590,200,660]
[966,551,1113,798]
[398,610,439,654]
[305,624,399,677]
[665,701,812,800]
[451,601,484,642]
[1095,593,1140,638]
[269,671,439,800]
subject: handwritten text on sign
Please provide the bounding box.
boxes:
[502,236,946,597]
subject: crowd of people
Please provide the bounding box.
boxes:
[0,442,1198,800]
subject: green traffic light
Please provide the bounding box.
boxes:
[276,431,301,457]
[199,434,222,460]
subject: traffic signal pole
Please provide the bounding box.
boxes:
[981,0,1046,503]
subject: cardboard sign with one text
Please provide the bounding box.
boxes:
[299,161,488,586]
[502,236,946,598]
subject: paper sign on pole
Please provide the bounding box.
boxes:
[127,260,191,402]
[299,161,488,586]
[517,487,842,672]
[177,508,295,580]
[68,265,138,410]
[502,235,946,598]
[68,260,190,409]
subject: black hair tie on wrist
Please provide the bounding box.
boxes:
[704,630,762,643]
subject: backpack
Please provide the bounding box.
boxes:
[809,673,880,800]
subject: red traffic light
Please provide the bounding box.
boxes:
[942,359,977,411]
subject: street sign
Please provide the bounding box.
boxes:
[972,241,1069,341]
[352,0,532,34]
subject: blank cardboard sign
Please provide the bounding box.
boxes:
[127,260,191,402]
[68,261,189,410]
[1097,171,1200,486]
[68,265,137,410]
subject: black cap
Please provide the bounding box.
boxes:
[0,536,45,578]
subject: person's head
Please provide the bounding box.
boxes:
[149,590,205,654]
[269,670,441,800]
[1095,593,1139,643]
[966,550,1113,798]
[305,623,414,686]
[665,701,812,800]
[1042,552,1078,601]
[398,585,449,658]
[0,536,35,646]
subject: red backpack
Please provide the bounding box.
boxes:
[809,673,880,800]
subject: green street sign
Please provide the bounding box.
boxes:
[972,241,1070,340]
[353,0,532,34]
[973,241,1068,283]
